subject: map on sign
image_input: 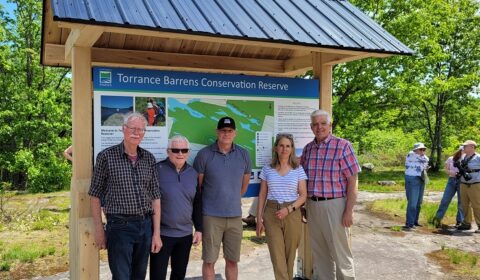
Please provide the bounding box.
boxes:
[168,98,274,169]
[92,67,319,196]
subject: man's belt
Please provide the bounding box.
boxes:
[310,196,341,201]
[106,213,152,221]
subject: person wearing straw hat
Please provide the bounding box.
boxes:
[403,142,429,231]
[456,140,480,232]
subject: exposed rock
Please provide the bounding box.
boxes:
[362,163,375,171]
[378,180,397,186]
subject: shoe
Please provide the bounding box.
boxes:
[456,223,472,231]
[414,223,423,228]
[402,225,414,231]
[432,217,441,228]
[242,215,256,226]
[455,222,463,228]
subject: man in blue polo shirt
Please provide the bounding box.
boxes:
[194,116,252,280]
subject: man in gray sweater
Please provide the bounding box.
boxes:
[150,135,202,280]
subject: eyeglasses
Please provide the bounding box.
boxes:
[276,133,294,140]
[418,148,426,151]
[124,125,146,134]
[170,148,189,154]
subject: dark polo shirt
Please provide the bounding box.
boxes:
[193,142,251,217]
[156,158,202,237]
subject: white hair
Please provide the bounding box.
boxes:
[168,135,190,148]
[123,112,147,127]
[310,109,331,124]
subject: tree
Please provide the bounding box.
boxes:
[327,0,480,171]
[0,0,72,192]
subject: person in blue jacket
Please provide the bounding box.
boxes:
[150,135,202,280]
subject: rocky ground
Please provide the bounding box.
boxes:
[35,191,480,280]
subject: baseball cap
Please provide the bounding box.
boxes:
[217,117,236,130]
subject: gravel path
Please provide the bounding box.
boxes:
[34,192,480,280]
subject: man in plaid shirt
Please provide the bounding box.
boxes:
[300,109,360,280]
[89,112,162,280]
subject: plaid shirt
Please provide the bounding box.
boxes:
[300,135,360,198]
[88,142,160,215]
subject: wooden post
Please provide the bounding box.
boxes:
[312,52,333,114]
[70,46,98,279]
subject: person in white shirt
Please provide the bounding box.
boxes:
[404,142,429,231]
[256,133,307,280]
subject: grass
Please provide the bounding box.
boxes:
[427,247,480,278]
[359,168,447,192]
[366,198,460,227]
[0,191,70,280]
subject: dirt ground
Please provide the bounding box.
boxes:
[34,192,480,280]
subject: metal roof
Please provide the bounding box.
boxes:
[50,0,413,55]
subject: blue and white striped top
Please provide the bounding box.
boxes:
[259,165,307,203]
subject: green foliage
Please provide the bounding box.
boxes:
[0,0,72,192]
[0,245,55,271]
[328,0,480,171]
[367,197,460,226]
[356,128,420,168]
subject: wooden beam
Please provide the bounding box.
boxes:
[70,46,98,280]
[46,43,285,75]
[56,21,386,57]
[312,52,333,114]
[65,26,104,61]
[284,54,312,73]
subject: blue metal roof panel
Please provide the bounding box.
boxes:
[144,0,186,29]
[170,0,215,33]
[85,0,124,24]
[50,0,413,55]
[338,1,412,53]
[237,0,292,40]
[283,0,348,47]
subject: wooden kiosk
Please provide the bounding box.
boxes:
[41,0,412,278]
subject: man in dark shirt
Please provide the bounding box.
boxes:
[150,135,202,280]
[89,112,162,280]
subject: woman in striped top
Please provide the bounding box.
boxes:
[256,133,307,280]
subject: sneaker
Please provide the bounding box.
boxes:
[414,223,423,227]
[402,226,414,231]
[456,223,472,231]
[242,215,256,227]
[432,217,441,228]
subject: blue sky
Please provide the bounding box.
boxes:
[0,0,16,17]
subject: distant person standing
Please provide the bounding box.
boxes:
[193,116,252,280]
[150,135,202,280]
[300,109,360,280]
[404,142,429,231]
[432,147,464,228]
[456,140,480,232]
[256,133,307,280]
[88,112,162,279]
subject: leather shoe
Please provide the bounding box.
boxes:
[456,223,472,230]
[242,215,256,226]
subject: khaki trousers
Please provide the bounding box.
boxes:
[460,183,480,225]
[263,200,302,280]
[306,197,355,280]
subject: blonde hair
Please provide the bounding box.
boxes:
[270,134,299,169]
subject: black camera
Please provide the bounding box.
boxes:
[454,160,473,181]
